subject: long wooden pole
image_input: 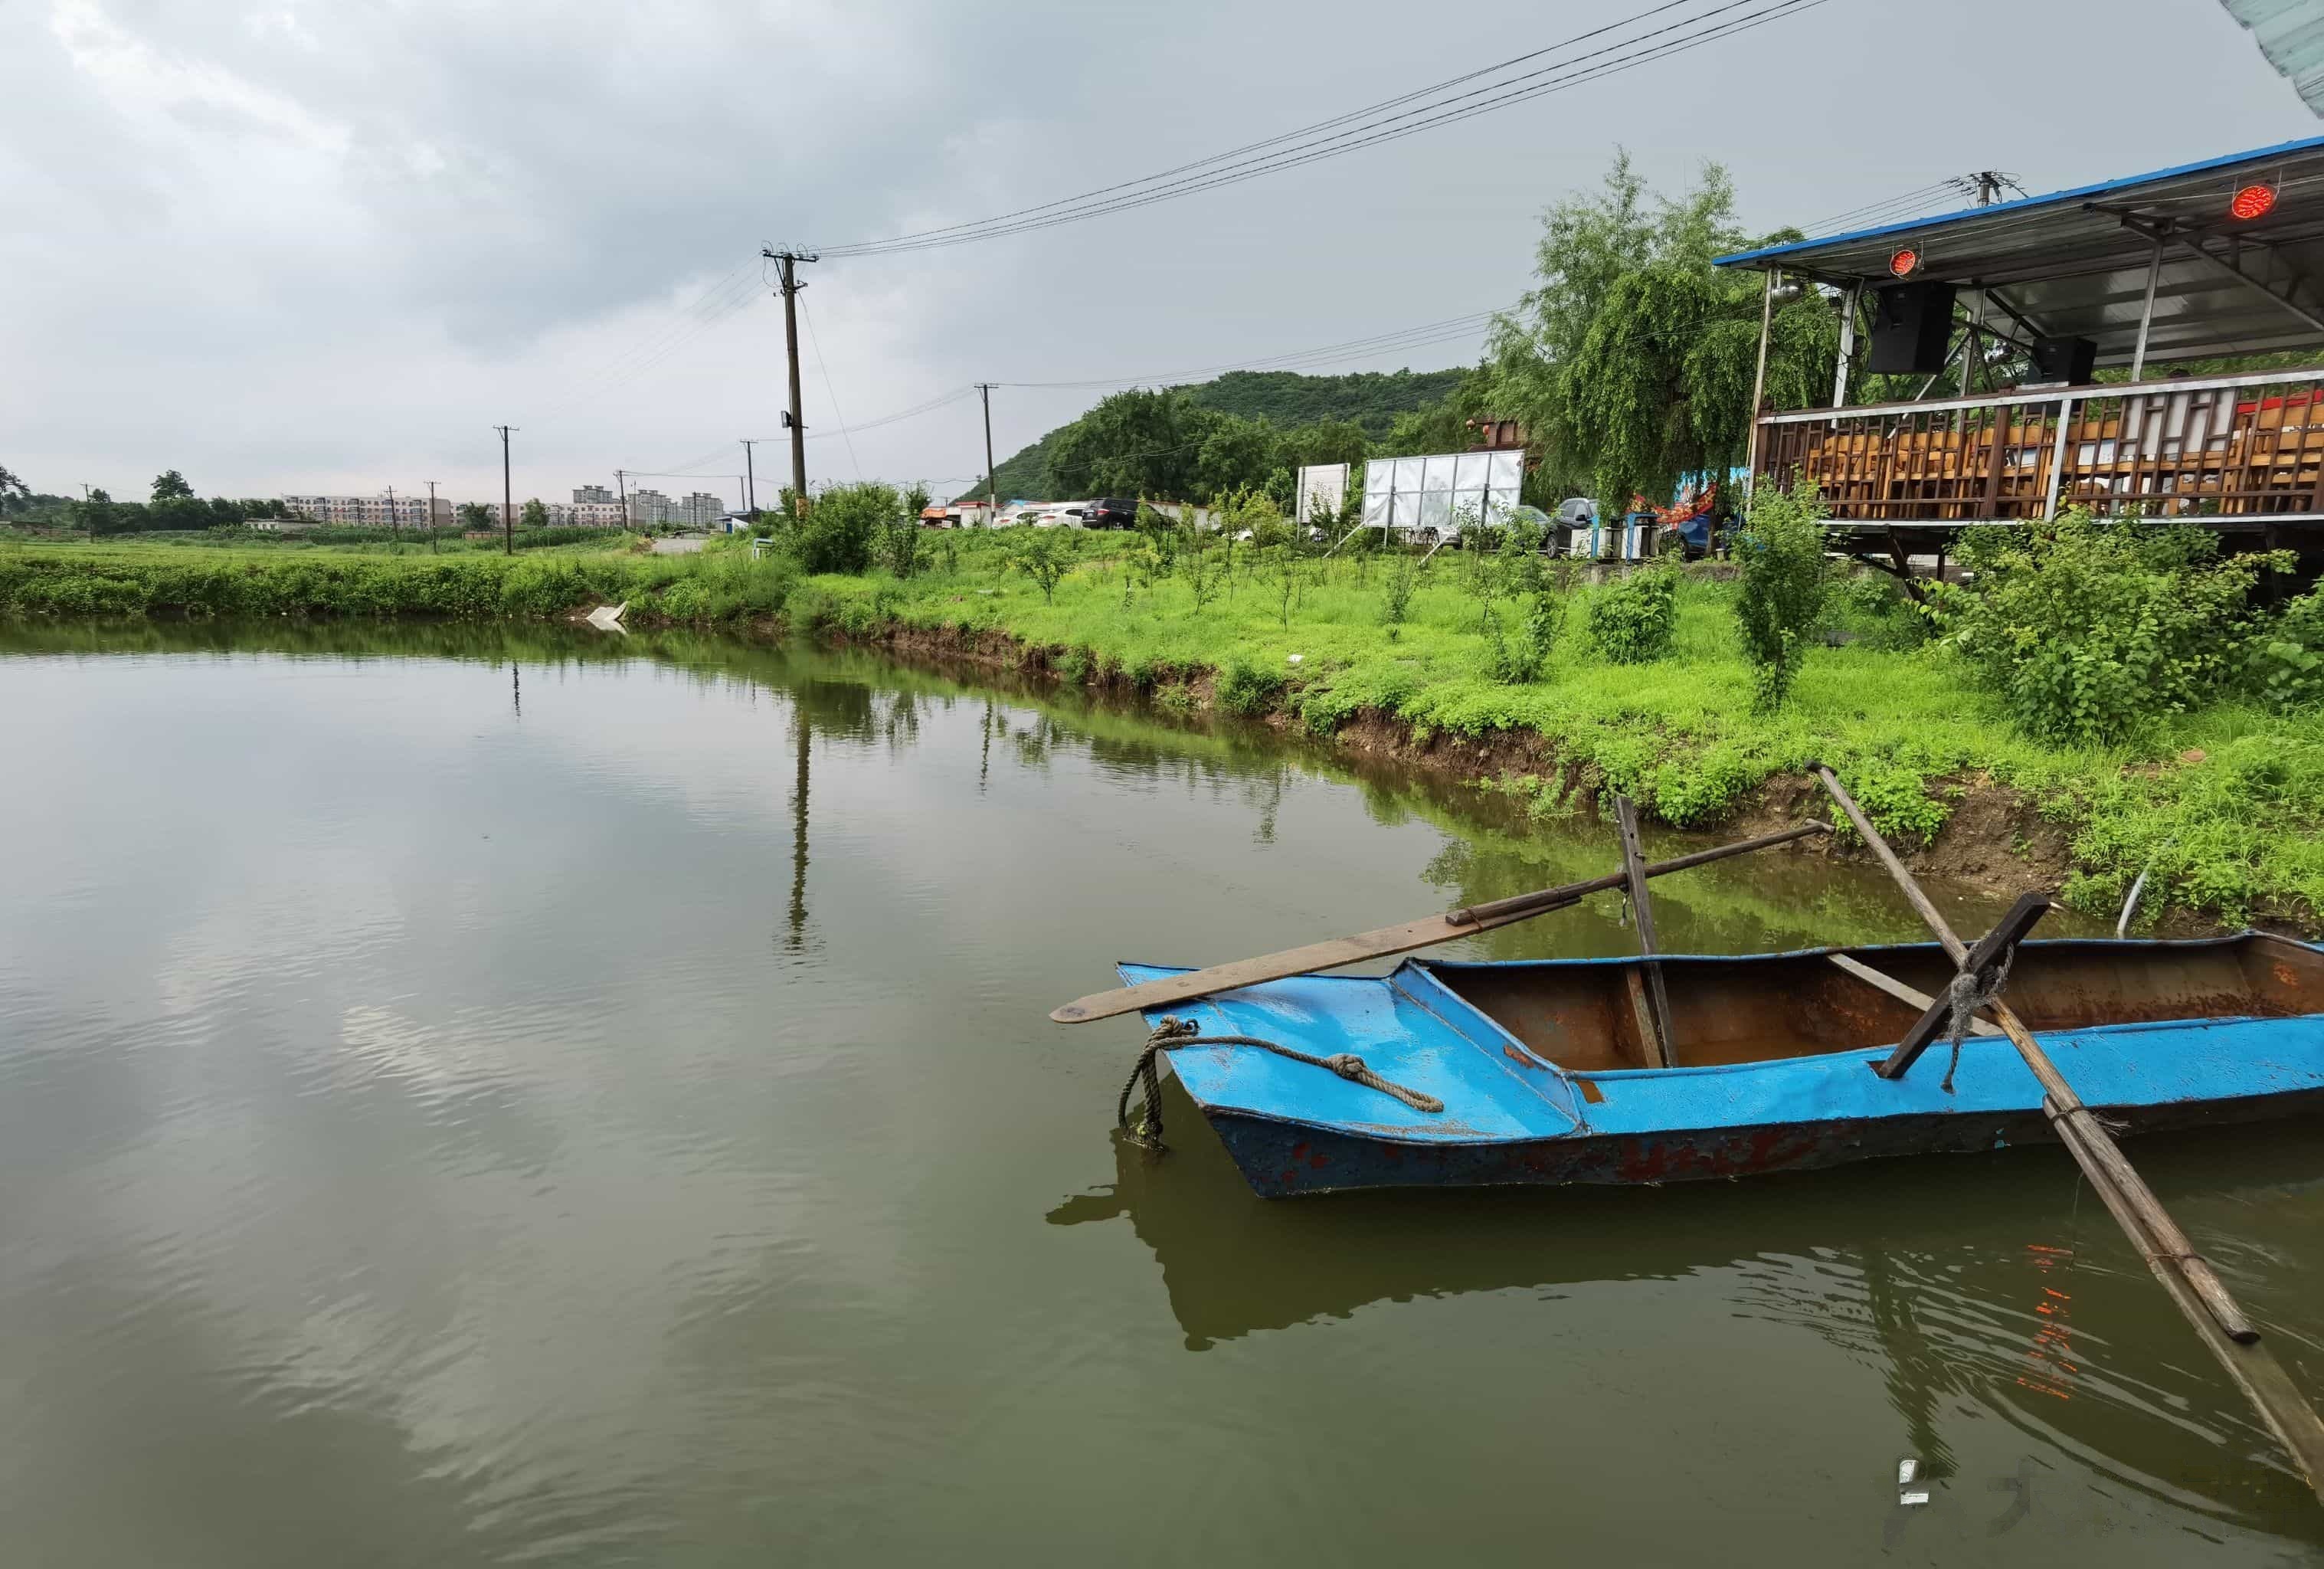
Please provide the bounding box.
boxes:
[1051,821,1831,1024]
[1813,765,2324,1501]
[1614,795,1676,1068]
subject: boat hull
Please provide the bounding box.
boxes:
[1117,936,2324,1199]
[1202,1087,2324,1197]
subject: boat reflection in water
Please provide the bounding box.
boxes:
[1051,1084,2324,1538]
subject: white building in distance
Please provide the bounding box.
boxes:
[282,493,452,528]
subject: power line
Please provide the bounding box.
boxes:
[797,293,861,481]
[814,0,1828,257]
[814,0,1711,257]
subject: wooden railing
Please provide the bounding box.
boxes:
[1752,368,2324,526]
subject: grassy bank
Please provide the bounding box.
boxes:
[6,530,2320,929]
[0,540,795,623]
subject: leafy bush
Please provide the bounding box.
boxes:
[1733,481,1828,710]
[797,482,895,575]
[1585,561,1678,663]
[1825,568,1924,651]
[1216,656,1286,716]
[2247,588,2324,712]
[1924,510,2290,745]
[1011,529,1073,604]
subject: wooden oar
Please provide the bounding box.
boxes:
[1614,794,1677,1069]
[1049,820,1831,1024]
[1814,764,2324,1504]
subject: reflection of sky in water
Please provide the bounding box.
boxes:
[0,632,2314,1565]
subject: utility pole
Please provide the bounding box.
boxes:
[616,468,630,532]
[763,247,818,512]
[741,440,759,516]
[977,382,998,527]
[425,480,440,553]
[493,425,516,555]
[385,482,396,534]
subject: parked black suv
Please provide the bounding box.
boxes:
[1083,498,1138,529]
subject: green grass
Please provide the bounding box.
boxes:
[0,537,797,625]
[7,528,2321,929]
[790,530,2324,929]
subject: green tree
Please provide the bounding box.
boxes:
[1733,480,1830,710]
[151,470,194,502]
[797,481,893,574]
[1376,368,1495,458]
[457,502,496,529]
[520,498,549,529]
[1275,418,1372,473]
[0,463,28,513]
[68,487,119,536]
[1012,527,1073,604]
[1487,152,1836,513]
[1046,388,1216,500]
[1193,413,1280,499]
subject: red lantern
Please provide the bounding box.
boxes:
[2230,183,2277,221]
[1888,247,1921,278]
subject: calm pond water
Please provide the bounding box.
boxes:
[2,620,2320,1567]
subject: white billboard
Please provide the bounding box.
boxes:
[1361,447,1524,538]
[1295,463,1349,524]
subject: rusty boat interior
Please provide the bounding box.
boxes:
[1423,934,2324,1073]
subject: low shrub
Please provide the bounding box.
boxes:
[2247,588,2324,712]
[1216,656,1287,716]
[1924,510,2290,745]
[1586,562,1678,663]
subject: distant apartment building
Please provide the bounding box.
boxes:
[282,493,450,528]
[572,485,616,506]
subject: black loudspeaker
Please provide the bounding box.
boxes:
[1866,281,1956,374]
[2029,336,2097,385]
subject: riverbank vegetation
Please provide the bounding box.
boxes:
[5,516,2322,929]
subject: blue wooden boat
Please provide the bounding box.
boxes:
[1119,932,2324,1197]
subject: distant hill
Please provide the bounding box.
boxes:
[1187,369,1467,437]
[960,365,1466,503]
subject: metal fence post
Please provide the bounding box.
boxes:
[2043,392,2075,519]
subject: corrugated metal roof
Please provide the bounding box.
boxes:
[1713,136,2324,365]
[2223,0,2324,117]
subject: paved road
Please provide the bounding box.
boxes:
[650,536,708,555]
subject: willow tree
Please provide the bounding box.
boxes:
[1488,153,1838,514]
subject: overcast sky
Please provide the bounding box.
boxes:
[2,0,2312,506]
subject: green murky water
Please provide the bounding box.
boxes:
[2,621,2319,1565]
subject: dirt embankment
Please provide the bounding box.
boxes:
[839,617,2096,908]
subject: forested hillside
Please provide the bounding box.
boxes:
[1187,369,1465,437]
[964,365,1465,503]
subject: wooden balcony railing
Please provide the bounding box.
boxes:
[1752,368,2324,527]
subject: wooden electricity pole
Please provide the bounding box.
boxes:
[493,425,516,555]
[977,382,998,525]
[763,248,817,511]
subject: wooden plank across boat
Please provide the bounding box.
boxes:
[1113,932,2324,1198]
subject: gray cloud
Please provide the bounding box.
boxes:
[2,0,2309,504]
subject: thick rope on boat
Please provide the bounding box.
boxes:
[1117,1015,1445,1153]
[1939,947,2015,1096]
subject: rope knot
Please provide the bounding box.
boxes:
[1323,1053,1367,1082]
[1935,948,2014,1095]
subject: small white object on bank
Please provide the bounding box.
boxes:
[585,602,628,633]
[1286,653,1304,665]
